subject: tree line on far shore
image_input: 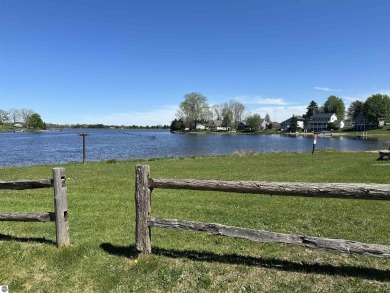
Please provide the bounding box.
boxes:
[303,93,390,125]
[171,92,272,132]
[0,108,45,130]
[0,107,169,131]
[171,92,390,132]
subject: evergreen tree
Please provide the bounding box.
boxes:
[305,100,319,118]
[264,113,271,123]
[170,119,184,132]
[303,100,319,127]
[289,116,298,132]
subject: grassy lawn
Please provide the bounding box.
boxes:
[0,150,389,292]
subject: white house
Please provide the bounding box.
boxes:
[195,124,206,130]
[261,119,270,130]
[206,120,229,131]
[306,113,338,132]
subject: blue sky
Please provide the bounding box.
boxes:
[1,0,389,125]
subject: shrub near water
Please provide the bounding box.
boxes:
[0,150,389,292]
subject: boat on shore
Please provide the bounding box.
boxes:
[318,131,332,137]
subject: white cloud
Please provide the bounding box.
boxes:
[314,86,342,92]
[252,98,288,105]
[232,95,288,105]
[82,105,178,126]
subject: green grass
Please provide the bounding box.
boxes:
[0,150,389,292]
[338,125,390,135]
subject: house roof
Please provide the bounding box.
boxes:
[310,113,337,119]
[281,116,304,124]
[207,120,223,127]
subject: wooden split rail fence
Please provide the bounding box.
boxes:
[135,164,390,258]
[0,168,69,247]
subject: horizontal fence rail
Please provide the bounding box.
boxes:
[149,179,390,200]
[136,165,390,259]
[149,217,390,259]
[0,212,56,222]
[0,168,70,247]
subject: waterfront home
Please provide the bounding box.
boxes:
[378,118,390,127]
[237,122,248,131]
[306,113,337,132]
[195,124,206,130]
[353,112,377,130]
[207,120,229,131]
[334,119,344,129]
[261,119,270,130]
[280,116,304,131]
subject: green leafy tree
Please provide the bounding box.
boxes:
[245,113,261,131]
[221,105,234,128]
[327,122,338,130]
[363,94,390,124]
[177,92,210,129]
[323,96,345,120]
[347,100,364,121]
[28,113,45,130]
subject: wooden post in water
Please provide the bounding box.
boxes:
[78,133,89,164]
[53,168,70,247]
[135,165,151,254]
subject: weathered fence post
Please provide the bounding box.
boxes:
[52,168,70,247]
[135,165,151,254]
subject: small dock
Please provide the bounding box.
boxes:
[356,132,368,138]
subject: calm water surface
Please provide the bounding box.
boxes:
[0,129,388,167]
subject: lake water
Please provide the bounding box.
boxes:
[0,129,389,167]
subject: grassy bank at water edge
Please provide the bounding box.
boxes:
[0,150,389,292]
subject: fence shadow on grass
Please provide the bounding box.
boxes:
[153,247,390,282]
[100,243,139,258]
[0,233,56,245]
[100,243,390,282]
